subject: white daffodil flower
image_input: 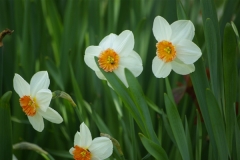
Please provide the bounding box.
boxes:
[69,122,113,160]
[13,71,63,132]
[84,30,143,87]
[152,16,202,78]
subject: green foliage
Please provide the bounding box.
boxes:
[0,91,12,160]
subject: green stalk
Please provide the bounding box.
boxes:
[52,90,81,122]
[73,106,82,122]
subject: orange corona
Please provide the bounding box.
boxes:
[156,40,176,62]
[73,145,91,160]
[19,96,37,116]
[98,48,120,72]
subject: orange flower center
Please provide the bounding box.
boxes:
[73,146,91,160]
[19,96,37,116]
[156,40,176,62]
[98,48,120,72]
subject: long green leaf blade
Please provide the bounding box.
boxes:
[164,93,190,160]
[195,110,202,160]
[41,0,62,66]
[0,91,12,160]
[200,0,223,104]
[206,89,228,160]
[125,68,159,143]
[139,133,168,160]
[223,23,238,154]
[204,18,220,105]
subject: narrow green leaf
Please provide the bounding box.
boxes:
[231,21,240,37]
[195,110,202,160]
[45,57,64,90]
[46,149,72,159]
[146,96,163,115]
[129,114,137,160]
[231,22,240,54]
[161,109,176,145]
[91,110,111,134]
[223,23,238,154]
[139,133,169,160]
[219,0,238,36]
[234,118,240,160]
[165,78,174,103]
[0,29,12,96]
[146,98,176,144]
[205,89,228,160]
[164,94,190,160]
[20,0,32,79]
[185,117,193,160]
[107,0,120,32]
[125,68,159,143]
[41,0,62,66]
[200,0,220,36]
[69,64,88,122]
[60,0,83,82]
[200,0,223,105]
[205,18,221,105]
[0,91,12,160]
[176,0,187,20]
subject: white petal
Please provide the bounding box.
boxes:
[30,71,50,97]
[171,59,195,75]
[91,157,101,160]
[175,39,202,64]
[79,122,92,148]
[74,132,81,146]
[119,51,143,77]
[13,74,30,97]
[170,20,195,44]
[35,89,52,112]
[95,71,106,80]
[152,56,172,78]
[27,112,44,132]
[112,30,134,56]
[69,147,74,155]
[113,66,128,87]
[152,16,172,42]
[38,107,63,124]
[84,46,103,71]
[89,137,113,159]
[99,33,117,50]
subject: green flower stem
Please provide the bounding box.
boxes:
[52,90,81,122]
[73,106,82,122]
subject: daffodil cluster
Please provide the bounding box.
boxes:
[84,16,202,86]
[13,15,202,160]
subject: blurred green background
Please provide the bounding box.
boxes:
[0,0,240,159]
